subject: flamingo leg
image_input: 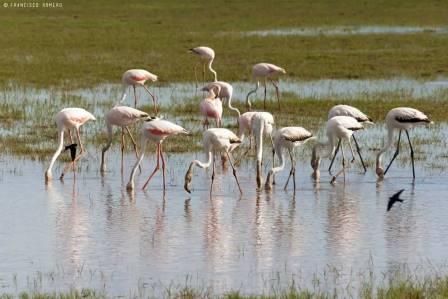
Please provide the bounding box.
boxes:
[133,85,137,108]
[226,151,243,194]
[347,136,356,164]
[142,85,158,114]
[270,134,276,185]
[202,63,206,88]
[160,143,166,190]
[68,129,74,144]
[121,127,125,172]
[331,141,346,184]
[328,139,341,172]
[209,151,215,195]
[405,130,415,178]
[60,128,84,179]
[142,143,161,190]
[125,126,142,173]
[193,62,200,90]
[270,79,280,110]
[384,130,402,175]
[284,149,296,190]
[263,78,267,110]
[352,135,367,172]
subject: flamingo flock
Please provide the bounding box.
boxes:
[44,46,434,195]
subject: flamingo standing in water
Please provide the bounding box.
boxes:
[200,84,223,129]
[311,116,364,184]
[121,69,158,111]
[201,81,240,118]
[246,63,286,110]
[184,128,242,195]
[327,104,373,172]
[265,127,315,191]
[376,107,432,179]
[100,106,150,173]
[126,117,189,191]
[189,46,217,88]
[251,112,275,188]
[45,108,96,182]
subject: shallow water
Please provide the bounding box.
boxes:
[242,26,448,37]
[1,121,448,296]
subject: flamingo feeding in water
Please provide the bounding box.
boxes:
[45,108,96,182]
[184,128,242,195]
[126,117,189,191]
[189,46,217,88]
[311,116,364,184]
[121,69,158,111]
[246,63,286,110]
[251,112,275,188]
[327,104,373,172]
[201,81,240,118]
[376,107,432,179]
[100,106,150,173]
[265,127,315,191]
[200,84,223,129]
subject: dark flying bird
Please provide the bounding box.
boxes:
[387,189,405,211]
[64,143,77,162]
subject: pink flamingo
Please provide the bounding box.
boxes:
[121,69,158,111]
[189,46,217,88]
[201,81,240,118]
[200,84,223,129]
[184,128,242,195]
[126,117,189,191]
[100,106,150,173]
[45,108,96,182]
[246,63,286,110]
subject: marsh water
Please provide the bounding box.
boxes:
[1,80,448,296]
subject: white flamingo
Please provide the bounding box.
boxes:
[265,127,315,191]
[376,107,432,178]
[45,108,96,182]
[199,85,223,129]
[311,116,364,184]
[100,106,149,173]
[327,104,373,172]
[121,69,158,111]
[126,117,189,191]
[201,81,240,118]
[184,128,242,195]
[251,112,275,188]
[189,46,217,88]
[246,63,286,110]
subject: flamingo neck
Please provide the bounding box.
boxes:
[193,151,213,169]
[246,81,259,110]
[127,138,148,190]
[45,130,65,177]
[271,146,286,175]
[227,91,241,117]
[377,127,395,170]
[207,60,217,82]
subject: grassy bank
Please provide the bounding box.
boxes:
[2,273,448,298]
[0,0,448,87]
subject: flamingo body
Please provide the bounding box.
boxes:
[199,85,223,129]
[328,104,372,123]
[190,46,217,83]
[121,69,158,110]
[251,112,275,187]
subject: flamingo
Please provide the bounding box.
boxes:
[311,116,364,184]
[44,108,96,182]
[236,111,258,150]
[246,63,286,110]
[120,69,158,111]
[327,104,373,172]
[265,127,315,191]
[251,112,275,188]
[200,84,223,129]
[100,106,150,173]
[184,128,242,195]
[201,81,240,118]
[376,107,432,179]
[126,117,189,191]
[189,46,217,88]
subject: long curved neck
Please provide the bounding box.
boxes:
[207,60,217,82]
[193,151,213,169]
[255,122,265,164]
[128,138,147,187]
[271,145,285,175]
[227,91,241,118]
[102,124,113,153]
[46,130,65,174]
[246,81,259,109]
[377,127,395,169]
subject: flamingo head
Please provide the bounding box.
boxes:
[184,163,194,193]
[265,171,274,191]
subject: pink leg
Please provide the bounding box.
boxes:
[142,143,160,190]
[160,143,166,190]
[142,85,158,114]
[133,85,137,108]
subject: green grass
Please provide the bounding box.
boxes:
[0,0,448,87]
